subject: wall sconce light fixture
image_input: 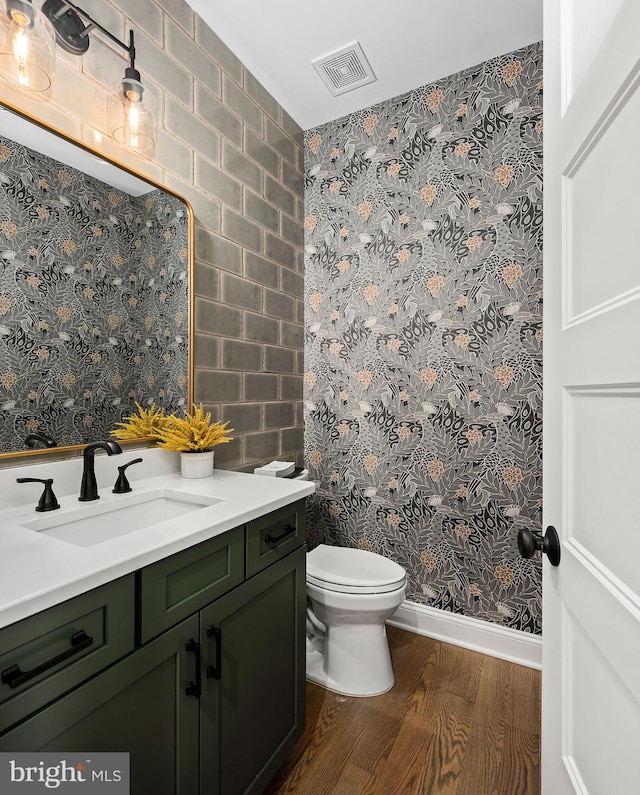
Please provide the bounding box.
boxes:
[0,0,157,153]
[0,0,56,92]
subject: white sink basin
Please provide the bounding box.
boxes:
[19,489,223,547]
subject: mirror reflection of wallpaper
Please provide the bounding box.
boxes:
[0,134,189,451]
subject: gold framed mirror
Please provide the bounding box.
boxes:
[0,99,194,459]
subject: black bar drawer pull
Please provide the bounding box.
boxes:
[1,630,94,689]
[264,524,296,545]
[206,625,222,680]
[185,638,201,698]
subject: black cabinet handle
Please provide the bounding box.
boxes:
[185,638,201,698]
[264,524,296,545]
[1,630,93,689]
[206,625,222,680]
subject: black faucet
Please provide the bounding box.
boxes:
[24,433,58,449]
[79,440,122,501]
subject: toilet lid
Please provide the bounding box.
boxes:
[307,544,406,592]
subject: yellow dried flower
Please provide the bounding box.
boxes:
[156,404,234,452]
[112,402,168,441]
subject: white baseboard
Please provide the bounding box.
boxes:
[387,600,542,670]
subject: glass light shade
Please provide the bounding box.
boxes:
[0,0,55,93]
[108,75,157,154]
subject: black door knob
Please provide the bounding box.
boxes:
[517,526,561,567]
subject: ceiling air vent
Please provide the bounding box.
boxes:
[312,41,376,96]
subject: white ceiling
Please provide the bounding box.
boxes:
[186,0,543,130]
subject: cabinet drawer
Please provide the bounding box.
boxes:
[138,526,244,644]
[246,500,305,578]
[0,575,135,734]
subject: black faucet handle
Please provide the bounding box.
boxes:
[16,478,60,512]
[113,458,143,494]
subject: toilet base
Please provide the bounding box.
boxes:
[304,617,397,697]
[305,577,406,698]
[305,646,394,698]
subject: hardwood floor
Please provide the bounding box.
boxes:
[264,626,541,795]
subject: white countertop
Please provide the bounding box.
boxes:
[0,449,315,630]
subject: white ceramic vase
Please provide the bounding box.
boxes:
[180,449,214,478]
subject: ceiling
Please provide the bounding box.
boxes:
[185,0,543,131]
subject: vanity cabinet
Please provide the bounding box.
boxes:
[0,575,135,734]
[0,614,200,793]
[0,499,307,795]
[200,547,305,795]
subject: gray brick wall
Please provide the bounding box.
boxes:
[1,0,304,470]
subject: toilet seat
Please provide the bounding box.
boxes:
[307,544,407,594]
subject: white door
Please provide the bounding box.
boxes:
[543,0,640,792]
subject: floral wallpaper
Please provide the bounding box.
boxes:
[303,43,543,634]
[0,134,189,452]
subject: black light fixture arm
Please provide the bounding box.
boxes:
[127,29,135,72]
[42,0,136,69]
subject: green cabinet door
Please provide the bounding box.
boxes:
[200,545,306,795]
[0,615,200,795]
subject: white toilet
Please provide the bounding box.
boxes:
[305,544,407,697]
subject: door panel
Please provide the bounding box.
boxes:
[566,84,640,318]
[561,547,640,706]
[561,0,625,110]
[544,0,640,792]
[568,387,640,592]
[566,614,640,793]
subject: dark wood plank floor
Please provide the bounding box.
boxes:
[264,626,540,795]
